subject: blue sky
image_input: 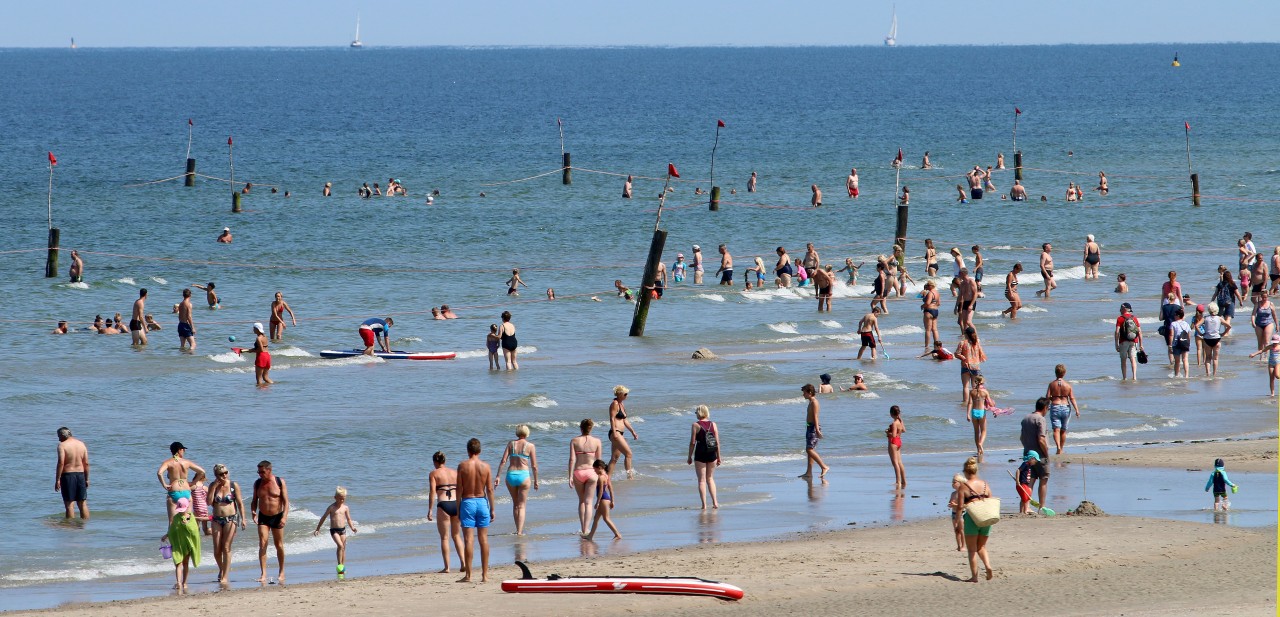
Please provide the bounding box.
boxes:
[7,0,1276,47]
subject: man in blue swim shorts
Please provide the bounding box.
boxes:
[716,244,734,287]
[1045,364,1080,455]
[456,438,494,582]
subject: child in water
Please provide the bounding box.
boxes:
[486,325,501,370]
[1115,273,1129,294]
[313,486,359,576]
[672,254,686,283]
[1203,458,1238,511]
[190,470,210,536]
[1247,334,1280,397]
[585,460,621,540]
[614,279,633,301]
[1016,451,1044,514]
[505,269,528,296]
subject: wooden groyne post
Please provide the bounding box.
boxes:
[1190,173,1201,207]
[562,153,572,185]
[232,192,242,213]
[709,186,721,211]
[184,158,196,187]
[1014,151,1023,182]
[893,204,908,267]
[45,228,60,278]
[629,228,668,337]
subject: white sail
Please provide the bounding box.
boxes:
[884,6,897,47]
[351,14,362,48]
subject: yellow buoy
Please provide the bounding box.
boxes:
[1172,53,1180,67]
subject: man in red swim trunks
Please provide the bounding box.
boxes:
[359,317,394,356]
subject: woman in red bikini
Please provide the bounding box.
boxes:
[886,405,906,488]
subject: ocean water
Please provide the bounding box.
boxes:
[1,44,1278,609]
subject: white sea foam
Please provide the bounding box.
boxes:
[719,453,805,468]
[454,348,489,359]
[208,351,245,363]
[722,396,807,409]
[64,281,89,290]
[516,345,537,353]
[527,395,558,408]
[819,320,842,328]
[766,322,799,334]
[522,420,576,432]
[150,276,167,285]
[880,324,924,336]
[116,277,136,286]
[696,294,726,302]
[273,346,312,357]
[398,336,423,343]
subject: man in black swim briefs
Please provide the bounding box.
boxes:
[55,427,90,519]
[251,460,289,582]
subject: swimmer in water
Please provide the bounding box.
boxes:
[192,282,219,309]
[505,269,528,296]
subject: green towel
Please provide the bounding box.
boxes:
[168,513,201,567]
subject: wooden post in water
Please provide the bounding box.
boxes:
[709,186,721,211]
[232,191,242,213]
[45,228,60,278]
[184,158,196,187]
[1190,173,1201,207]
[893,205,909,267]
[1014,151,1023,182]
[562,153,572,185]
[629,228,668,337]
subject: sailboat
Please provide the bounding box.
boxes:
[884,5,897,47]
[70,37,76,49]
[350,14,363,48]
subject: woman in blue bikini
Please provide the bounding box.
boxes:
[964,375,994,460]
[494,425,539,535]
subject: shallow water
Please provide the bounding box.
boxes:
[0,44,1278,609]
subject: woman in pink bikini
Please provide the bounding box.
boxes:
[568,419,603,536]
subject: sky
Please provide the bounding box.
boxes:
[4,0,1277,47]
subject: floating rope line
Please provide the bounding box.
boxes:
[476,167,565,187]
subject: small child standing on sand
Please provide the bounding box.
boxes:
[190,470,211,536]
[1204,458,1238,511]
[947,473,966,551]
[486,324,501,370]
[1016,451,1044,514]
[314,486,359,576]
[585,461,621,540]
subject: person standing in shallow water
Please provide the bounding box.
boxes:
[687,405,720,509]
[498,311,518,370]
[799,384,829,479]
[493,425,539,535]
[55,427,89,519]
[608,385,639,477]
[886,406,906,488]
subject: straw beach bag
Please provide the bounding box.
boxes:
[964,483,1001,528]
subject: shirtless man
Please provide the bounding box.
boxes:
[811,264,833,312]
[1009,180,1027,201]
[131,288,148,346]
[691,245,704,285]
[811,184,822,208]
[802,243,821,276]
[192,282,218,309]
[177,289,196,351]
[856,305,882,360]
[1045,364,1081,455]
[55,427,89,519]
[623,175,632,199]
[967,166,984,200]
[68,250,84,283]
[1036,243,1057,298]
[157,442,204,521]
[270,291,297,341]
[747,171,757,192]
[1270,247,1280,297]
[954,268,978,331]
[456,438,493,583]
[715,244,734,287]
[1249,253,1269,302]
[217,227,232,243]
[251,460,289,583]
[845,168,859,198]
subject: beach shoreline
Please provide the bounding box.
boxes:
[15,438,1275,617]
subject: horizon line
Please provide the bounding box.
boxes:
[3,41,1277,51]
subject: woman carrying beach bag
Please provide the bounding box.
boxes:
[958,456,996,582]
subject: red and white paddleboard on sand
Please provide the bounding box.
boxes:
[501,561,743,601]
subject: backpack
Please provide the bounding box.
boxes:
[1173,325,1191,351]
[1120,314,1139,341]
[700,422,718,450]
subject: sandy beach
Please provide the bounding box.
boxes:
[22,439,1275,617]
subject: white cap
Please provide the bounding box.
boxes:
[693,245,700,250]
[253,322,265,334]
[223,227,230,232]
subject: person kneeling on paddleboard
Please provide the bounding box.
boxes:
[359,317,394,356]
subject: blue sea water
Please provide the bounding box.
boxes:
[0,44,1277,610]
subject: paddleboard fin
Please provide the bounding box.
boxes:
[515,560,534,580]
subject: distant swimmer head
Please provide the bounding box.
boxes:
[820,373,831,385]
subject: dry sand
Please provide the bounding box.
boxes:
[1069,436,1278,473]
[20,439,1276,617]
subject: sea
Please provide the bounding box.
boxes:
[0,44,1277,610]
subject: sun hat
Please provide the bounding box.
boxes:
[1196,304,1206,312]
[1024,451,1041,462]
[253,322,265,334]
[173,497,190,513]
[677,253,684,258]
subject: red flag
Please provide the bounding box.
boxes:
[48,151,57,166]
[188,118,193,126]
[227,135,233,146]
[717,119,725,128]
[668,163,680,178]
[894,148,903,163]
[1185,121,1190,131]
[1015,107,1021,115]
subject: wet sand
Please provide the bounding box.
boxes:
[21,438,1276,617]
